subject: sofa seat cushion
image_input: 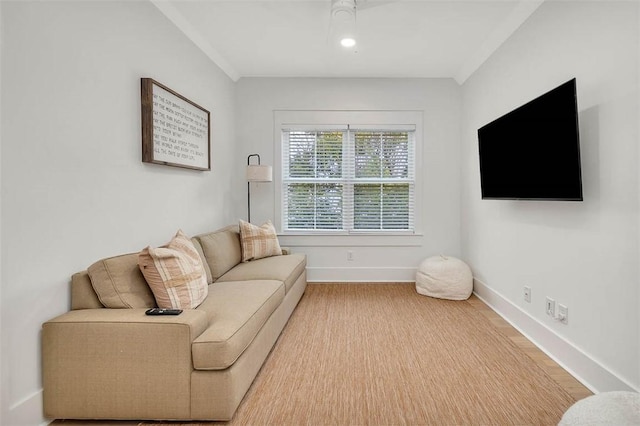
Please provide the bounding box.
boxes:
[192,280,284,370]
[216,253,306,293]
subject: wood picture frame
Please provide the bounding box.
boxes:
[141,78,211,171]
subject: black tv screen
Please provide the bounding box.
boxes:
[478,78,583,201]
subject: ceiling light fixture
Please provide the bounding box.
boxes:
[340,37,356,48]
[331,0,357,48]
[332,0,356,22]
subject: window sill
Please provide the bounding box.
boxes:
[277,232,424,247]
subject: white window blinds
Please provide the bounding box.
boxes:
[281,125,415,232]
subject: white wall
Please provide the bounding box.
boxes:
[235,78,462,281]
[0,1,236,424]
[4,1,636,424]
[461,1,639,391]
[638,0,640,395]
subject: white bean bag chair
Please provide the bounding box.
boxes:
[559,391,640,425]
[415,255,473,301]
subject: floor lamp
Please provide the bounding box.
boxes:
[246,154,273,223]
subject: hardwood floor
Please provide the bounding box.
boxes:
[466,294,593,401]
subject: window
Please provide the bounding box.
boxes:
[281,124,415,233]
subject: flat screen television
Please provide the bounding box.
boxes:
[477,78,583,201]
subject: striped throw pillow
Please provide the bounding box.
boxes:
[239,220,282,262]
[138,230,208,309]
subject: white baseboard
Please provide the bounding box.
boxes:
[6,388,48,426]
[473,278,638,394]
[307,266,416,282]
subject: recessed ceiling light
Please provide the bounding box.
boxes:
[340,37,356,48]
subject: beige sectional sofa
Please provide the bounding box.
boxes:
[42,225,307,421]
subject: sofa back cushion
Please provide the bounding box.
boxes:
[87,253,156,308]
[71,271,104,310]
[194,225,242,283]
[190,237,213,284]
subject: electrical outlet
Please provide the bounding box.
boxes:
[546,297,556,317]
[524,286,531,303]
[347,250,354,261]
[558,304,568,324]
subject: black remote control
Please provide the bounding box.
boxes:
[145,308,183,315]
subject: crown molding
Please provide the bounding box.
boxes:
[455,0,545,85]
[150,0,241,82]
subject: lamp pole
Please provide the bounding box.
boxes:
[247,154,261,223]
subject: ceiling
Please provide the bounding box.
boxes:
[152,0,544,84]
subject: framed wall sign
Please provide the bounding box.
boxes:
[141,78,211,171]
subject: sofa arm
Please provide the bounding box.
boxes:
[42,308,209,420]
[43,308,208,331]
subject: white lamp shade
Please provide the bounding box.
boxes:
[246,164,272,182]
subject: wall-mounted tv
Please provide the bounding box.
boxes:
[477,78,583,201]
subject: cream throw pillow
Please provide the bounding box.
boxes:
[138,229,208,309]
[239,220,282,262]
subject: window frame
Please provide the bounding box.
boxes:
[274,110,423,239]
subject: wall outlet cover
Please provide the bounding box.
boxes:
[546,297,556,316]
[558,304,568,324]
